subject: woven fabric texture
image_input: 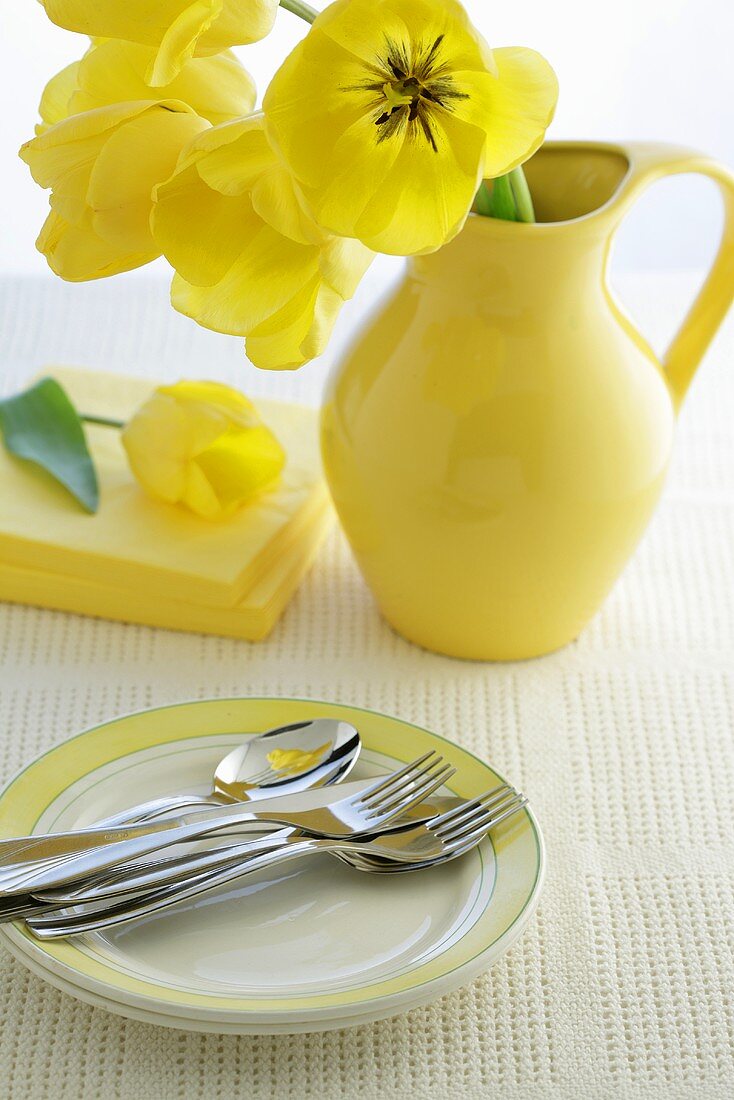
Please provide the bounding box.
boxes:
[0,268,732,1099]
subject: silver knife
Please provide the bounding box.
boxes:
[0,772,440,895]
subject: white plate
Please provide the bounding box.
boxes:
[0,698,544,1033]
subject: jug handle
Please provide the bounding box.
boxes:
[610,142,734,409]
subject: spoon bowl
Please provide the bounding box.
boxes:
[214,719,360,801]
[96,718,361,827]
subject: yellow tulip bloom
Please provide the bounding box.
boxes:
[36,39,256,134]
[40,0,278,85]
[121,380,286,519]
[152,114,374,370]
[20,102,210,281]
[264,0,558,255]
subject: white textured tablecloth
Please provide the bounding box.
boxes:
[0,267,732,1099]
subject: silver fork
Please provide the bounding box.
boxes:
[40,784,514,904]
[1,753,455,895]
[26,789,527,939]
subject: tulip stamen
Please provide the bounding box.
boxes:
[342,32,468,153]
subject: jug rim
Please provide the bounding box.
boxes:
[466,140,632,235]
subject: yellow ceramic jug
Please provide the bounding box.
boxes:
[321,142,734,660]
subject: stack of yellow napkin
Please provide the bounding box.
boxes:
[0,367,332,640]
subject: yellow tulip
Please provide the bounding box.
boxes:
[40,0,278,85]
[151,114,374,370]
[264,0,558,255]
[20,102,210,281]
[36,39,256,134]
[121,380,286,519]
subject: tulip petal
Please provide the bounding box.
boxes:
[153,162,258,286]
[454,49,559,177]
[194,116,274,196]
[121,395,189,503]
[41,1,195,42]
[245,277,320,369]
[246,279,352,370]
[37,61,81,133]
[19,101,154,190]
[158,381,261,430]
[265,31,401,197]
[200,0,277,48]
[88,107,208,251]
[37,211,158,281]
[41,0,277,52]
[316,0,495,73]
[354,109,485,254]
[149,0,222,85]
[193,426,285,509]
[171,225,320,336]
[68,40,256,126]
[311,0,410,64]
[319,237,374,299]
[299,284,347,360]
[251,167,319,246]
[182,460,222,518]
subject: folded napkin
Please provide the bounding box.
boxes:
[0,366,327,609]
[0,366,333,639]
[0,501,331,640]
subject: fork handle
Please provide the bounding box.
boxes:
[0,806,316,895]
[27,835,337,938]
[38,830,298,904]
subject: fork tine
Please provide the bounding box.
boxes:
[379,762,455,814]
[430,784,510,829]
[371,761,454,814]
[441,795,528,847]
[361,755,447,812]
[440,791,525,840]
[351,752,436,806]
[433,787,518,837]
[365,764,456,822]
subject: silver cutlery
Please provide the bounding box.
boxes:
[39,785,515,904]
[0,794,477,923]
[0,717,360,906]
[0,753,454,895]
[27,789,527,939]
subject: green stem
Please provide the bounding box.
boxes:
[279,0,318,22]
[491,175,519,221]
[507,166,536,223]
[474,165,536,224]
[81,413,124,429]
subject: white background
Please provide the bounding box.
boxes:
[0,0,732,275]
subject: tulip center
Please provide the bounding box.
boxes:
[348,34,469,153]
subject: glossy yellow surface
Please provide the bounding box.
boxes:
[322,142,734,660]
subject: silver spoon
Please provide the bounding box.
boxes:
[93,718,361,828]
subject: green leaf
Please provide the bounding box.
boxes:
[0,377,99,513]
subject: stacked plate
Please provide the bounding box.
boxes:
[0,698,544,1034]
[0,368,332,640]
